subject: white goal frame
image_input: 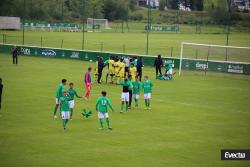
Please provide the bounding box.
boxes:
[179,42,250,76]
[87,18,110,30]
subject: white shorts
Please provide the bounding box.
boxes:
[69,100,74,109]
[56,98,59,104]
[121,92,129,102]
[98,112,109,119]
[61,111,70,119]
[167,69,173,75]
[133,94,139,100]
[144,93,151,99]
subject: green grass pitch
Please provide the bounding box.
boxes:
[0,54,249,167]
[1,30,250,58]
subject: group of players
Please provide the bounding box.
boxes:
[95,56,142,84]
[53,56,154,130]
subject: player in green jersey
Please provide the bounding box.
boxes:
[53,79,67,119]
[142,76,153,110]
[68,83,82,120]
[132,76,141,110]
[60,91,72,130]
[95,91,114,130]
[119,78,133,113]
[128,75,133,109]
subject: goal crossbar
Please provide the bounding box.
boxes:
[179,42,250,76]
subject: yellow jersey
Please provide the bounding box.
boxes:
[119,62,125,73]
[130,67,137,81]
[114,61,120,73]
[109,59,115,70]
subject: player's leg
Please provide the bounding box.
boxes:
[69,100,74,119]
[61,111,66,129]
[128,90,132,109]
[144,94,148,109]
[155,67,158,77]
[110,74,114,84]
[98,112,104,129]
[116,74,120,84]
[104,113,112,130]
[0,96,2,109]
[125,101,128,112]
[53,98,59,118]
[85,84,91,99]
[125,93,129,112]
[134,94,139,109]
[106,69,109,83]
[147,93,151,109]
[121,101,125,113]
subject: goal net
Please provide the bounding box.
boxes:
[87,18,110,30]
[179,42,250,75]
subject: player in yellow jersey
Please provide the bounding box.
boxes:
[114,58,120,84]
[119,58,125,83]
[94,56,99,83]
[108,56,115,83]
[129,64,137,81]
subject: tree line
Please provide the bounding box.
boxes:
[0,0,244,25]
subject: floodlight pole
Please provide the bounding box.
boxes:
[146,0,151,55]
[226,0,232,61]
[61,0,64,18]
[82,0,86,50]
[22,0,26,45]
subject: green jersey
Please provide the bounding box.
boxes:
[119,81,132,93]
[56,83,65,98]
[142,80,153,93]
[95,96,114,113]
[68,88,81,100]
[166,63,172,71]
[128,79,133,90]
[132,81,141,94]
[60,96,71,111]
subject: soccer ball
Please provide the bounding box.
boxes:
[90,59,93,62]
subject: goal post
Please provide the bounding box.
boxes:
[86,18,110,30]
[179,42,250,76]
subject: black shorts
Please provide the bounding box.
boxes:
[125,67,129,73]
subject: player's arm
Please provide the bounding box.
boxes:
[150,81,153,92]
[95,99,99,111]
[129,82,133,89]
[104,60,109,66]
[107,99,114,112]
[118,81,124,85]
[74,90,82,98]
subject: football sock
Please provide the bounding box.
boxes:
[70,109,73,118]
[148,100,150,108]
[99,119,104,128]
[106,118,110,128]
[121,103,124,112]
[125,102,128,112]
[135,99,138,107]
[62,120,66,129]
[54,105,58,115]
[144,100,148,108]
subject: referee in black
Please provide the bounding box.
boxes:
[11,45,19,65]
[154,54,163,78]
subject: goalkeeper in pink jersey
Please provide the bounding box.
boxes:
[84,67,92,100]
